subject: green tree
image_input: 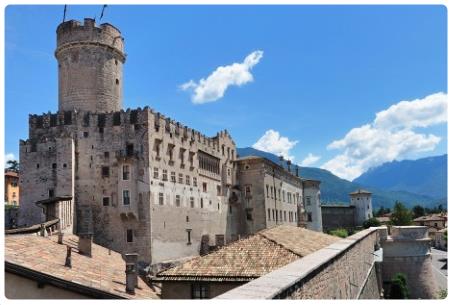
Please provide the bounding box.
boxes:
[389,273,409,299]
[328,228,348,238]
[390,201,413,226]
[6,159,19,172]
[412,205,425,219]
[363,217,381,229]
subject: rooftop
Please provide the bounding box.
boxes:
[413,215,447,222]
[5,234,160,299]
[5,171,18,177]
[349,189,372,195]
[157,225,339,282]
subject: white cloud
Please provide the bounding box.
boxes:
[321,93,447,181]
[5,153,16,167]
[374,92,447,130]
[300,153,321,166]
[252,129,298,161]
[180,50,263,104]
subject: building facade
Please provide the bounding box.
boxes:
[18,18,310,266]
[5,171,19,205]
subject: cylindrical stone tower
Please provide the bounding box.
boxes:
[55,18,126,113]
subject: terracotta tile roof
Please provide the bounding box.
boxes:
[413,215,446,222]
[5,234,160,299]
[157,225,340,281]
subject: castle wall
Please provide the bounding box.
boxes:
[321,206,356,232]
[20,106,238,264]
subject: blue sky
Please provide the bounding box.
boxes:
[5,5,448,181]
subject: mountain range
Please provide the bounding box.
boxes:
[353,154,447,200]
[236,147,446,210]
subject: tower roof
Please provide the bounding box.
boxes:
[349,189,372,196]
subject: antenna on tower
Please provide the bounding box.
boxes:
[62,5,67,22]
[100,5,108,20]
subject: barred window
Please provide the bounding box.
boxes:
[153,167,159,179]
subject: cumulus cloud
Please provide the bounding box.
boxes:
[5,153,16,167]
[252,129,298,161]
[374,92,447,130]
[300,153,321,166]
[321,93,447,181]
[180,50,263,104]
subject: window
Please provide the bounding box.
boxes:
[123,190,130,205]
[116,79,119,85]
[186,175,190,185]
[104,151,109,158]
[122,165,130,180]
[270,186,273,199]
[272,209,275,221]
[63,163,67,168]
[229,205,232,214]
[245,186,251,197]
[52,163,57,169]
[162,169,168,181]
[200,198,204,209]
[175,195,181,207]
[49,189,55,198]
[306,196,311,206]
[103,197,110,206]
[12,192,16,198]
[307,212,312,222]
[283,191,285,202]
[191,283,209,299]
[186,229,192,245]
[193,177,198,187]
[284,211,287,222]
[178,173,183,184]
[186,216,189,222]
[36,163,40,169]
[113,112,121,125]
[126,229,133,243]
[190,197,195,208]
[159,193,164,205]
[171,171,176,182]
[102,166,110,178]
[266,185,269,198]
[202,182,207,192]
[153,168,159,179]
[268,208,271,221]
[217,185,221,196]
[83,131,89,138]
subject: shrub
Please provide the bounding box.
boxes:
[328,228,348,238]
[363,217,381,229]
[388,273,409,299]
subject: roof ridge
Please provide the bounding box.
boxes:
[258,229,303,257]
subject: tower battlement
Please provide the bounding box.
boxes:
[56,18,125,57]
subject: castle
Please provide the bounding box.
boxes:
[18,18,321,265]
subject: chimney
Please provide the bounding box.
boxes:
[125,253,138,294]
[78,233,93,257]
[58,231,64,244]
[287,160,291,172]
[295,166,299,177]
[65,246,72,268]
[40,224,46,237]
[57,222,64,244]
